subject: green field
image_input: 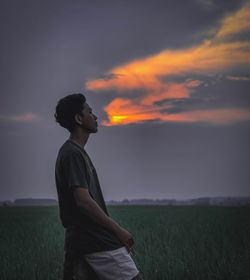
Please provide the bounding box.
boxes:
[0,206,250,280]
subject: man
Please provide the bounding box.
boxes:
[54,93,143,280]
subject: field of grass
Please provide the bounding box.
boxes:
[0,205,250,280]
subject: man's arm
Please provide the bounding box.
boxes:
[73,187,134,252]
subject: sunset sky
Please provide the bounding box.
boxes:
[0,0,249,201]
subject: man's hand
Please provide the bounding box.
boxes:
[114,227,135,253]
[73,188,135,253]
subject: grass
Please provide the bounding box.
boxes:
[0,206,250,280]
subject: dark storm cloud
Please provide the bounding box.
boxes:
[193,0,244,12]
[86,0,250,126]
[0,0,245,117]
[155,75,250,113]
[0,0,244,88]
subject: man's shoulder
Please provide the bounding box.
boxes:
[58,140,83,160]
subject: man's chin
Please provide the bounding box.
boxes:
[92,127,98,133]
[87,125,98,134]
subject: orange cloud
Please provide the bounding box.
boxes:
[161,108,250,125]
[215,1,250,40]
[86,1,250,126]
[87,41,250,92]
[0,113,40,123]
[104,106,250,126]
[103,98,173,126]
[226,75,250,81]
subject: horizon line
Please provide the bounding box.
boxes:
[1,195,250,203]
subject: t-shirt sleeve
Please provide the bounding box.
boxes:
[62,150,89,190]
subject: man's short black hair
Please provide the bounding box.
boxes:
[54,93,86,132]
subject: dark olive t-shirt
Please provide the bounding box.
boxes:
[55,139,123,256]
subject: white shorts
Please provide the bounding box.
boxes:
[84,246,139,280]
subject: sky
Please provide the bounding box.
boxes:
[0,0,249,201]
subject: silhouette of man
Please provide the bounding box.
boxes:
[54,93,143,279]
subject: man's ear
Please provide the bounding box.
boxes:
[74,114,84,125]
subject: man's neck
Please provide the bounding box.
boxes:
[69,129,90,148]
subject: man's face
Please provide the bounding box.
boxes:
[77,102,98,133]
